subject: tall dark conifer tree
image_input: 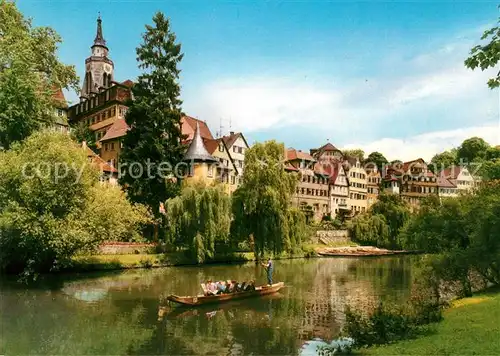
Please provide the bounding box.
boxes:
[120,12,185,215]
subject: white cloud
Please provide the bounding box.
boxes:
[343,123,500,162]
[183,24,499,160]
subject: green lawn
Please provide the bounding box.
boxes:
[364,289,500,355]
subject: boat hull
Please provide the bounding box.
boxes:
[167,282,285,306]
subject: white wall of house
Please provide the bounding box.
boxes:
[227,136,248,182]
[330,166,350,219]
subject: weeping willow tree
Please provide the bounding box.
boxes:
[349,213,391,248]
[231,140,307,258]
[164,182,231,263]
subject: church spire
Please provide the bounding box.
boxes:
[93,13,107,49]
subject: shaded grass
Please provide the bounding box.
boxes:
[363,288,500,355]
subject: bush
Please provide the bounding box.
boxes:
[317,337,355,355]
[0,132,151,279]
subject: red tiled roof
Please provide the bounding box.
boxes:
[403,158,426,172]
[121,80,134,88]
[202,138,219,155]
[181,116,214,140]
[100,119,129,142]
[439,166,461,179]
[286,148,316,162]
[84,145,117,173]
[437,177,456,188]
[285,163,299,171]
[52,87,67,108]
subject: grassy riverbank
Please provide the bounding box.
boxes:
[67,241,361,272]
[363,288,500,355]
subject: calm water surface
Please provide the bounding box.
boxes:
[0,256,416,355]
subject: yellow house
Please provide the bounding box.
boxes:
[203,138,240,194]
[183,122,218,186]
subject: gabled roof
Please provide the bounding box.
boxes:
[310,142,342,158]
[222,132,249,149]
[286,148,316,162]
[121,80,134,88]
[181,116,214,140]
[437,177,457,188]
[100,118,129,142]
[439,166,462,179]
[403,158,426,172]
[52,87,67,108]
[83,144,117,173]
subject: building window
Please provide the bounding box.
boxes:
[207,165,213,177]
[104,143,108,151]
[112,107,116,116]
[231,175,235,185]
[57,109,64,117]
[233,146,237,153]
[110,142,115,151]
[219,142,224,152]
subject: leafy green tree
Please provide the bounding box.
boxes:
[457,137,490,163]
[0,131,151,278]
[343,148,365,161]
[370,193,410,248]
[71,121,97,151]
[429,149,457,173]
[231,140,306,258]
[119,12,185,214]
[365,151,388,171]
[479,159,500,180]
[0,0,78,149]
[486,146,500,161]
[164,182,232,263]
[465,13,500,88]
[349,213,390,247]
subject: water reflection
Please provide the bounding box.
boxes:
[0,256,416,355]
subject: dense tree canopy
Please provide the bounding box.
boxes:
[0,0,78,149]
[465,13,500,89]
[120,12,185,214]
[457,137,490,163]
[231,141,307,258]
[343,149,365,161]
[429,149,457,173]
[0,131,151,278]
[71,121,97,152]
[164,182,232,263]
[365,151,388,171]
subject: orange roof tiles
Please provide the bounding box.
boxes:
[286,148,316,162]
[100,118,129,142]
[84,145,117,173]
[437,177,456,188]
[181,116,214,140]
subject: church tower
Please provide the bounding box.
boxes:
[80,15,114,101]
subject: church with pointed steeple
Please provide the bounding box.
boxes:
[80,15,114,101]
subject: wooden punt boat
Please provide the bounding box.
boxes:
[167,282,285,306]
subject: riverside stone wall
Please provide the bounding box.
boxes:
[98,242,157,255]
[311,229,351,245]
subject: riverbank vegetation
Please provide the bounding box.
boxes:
[0,132,151,278]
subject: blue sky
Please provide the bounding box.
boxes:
[18,0,500,160]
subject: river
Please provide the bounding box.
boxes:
[0,256,416,355]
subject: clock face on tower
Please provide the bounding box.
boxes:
[104,64,111,72]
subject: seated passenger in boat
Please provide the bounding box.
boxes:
[238,281,247,291]
[245,280,256,291]
[206,280,218,295]
[216,281,226,294]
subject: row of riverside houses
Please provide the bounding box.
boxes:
[50,16,477,210]
[52,16,250,191]
[285,144,478,222]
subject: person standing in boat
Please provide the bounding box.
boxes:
[261,257,274,285]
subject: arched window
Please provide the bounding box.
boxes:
[86,72,91,94]
[103,73,108,88]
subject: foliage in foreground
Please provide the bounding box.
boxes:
[343,278,442,348]
[231,141,308,258]
[0,0,78,150]
[400,182,500,297]
[164,182,232,263]
[0,131,151,278]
